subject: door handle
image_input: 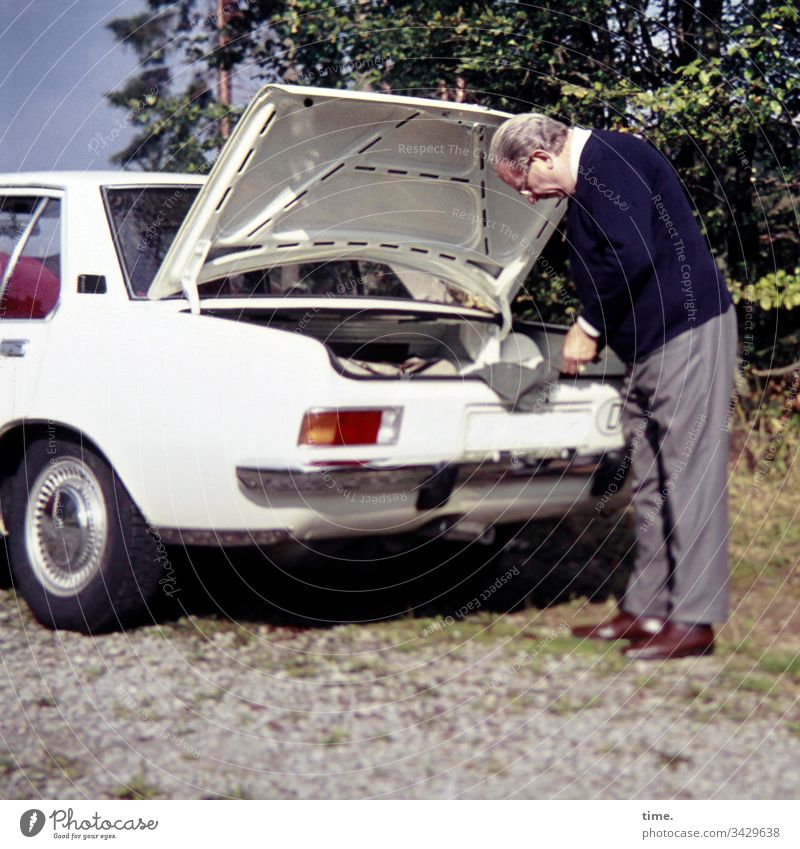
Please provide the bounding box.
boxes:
[0,339,28,358]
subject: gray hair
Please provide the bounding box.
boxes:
[488,113,569,175]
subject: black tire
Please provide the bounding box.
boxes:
[0,474,15,589]
[0,538,11,589]
[7,433,164,633]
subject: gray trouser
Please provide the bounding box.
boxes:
[619,305,738,624]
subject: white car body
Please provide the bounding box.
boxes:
[0,85,626,600]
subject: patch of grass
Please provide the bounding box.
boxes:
[736,675,775,694]
[729,461,800,583]
[535,635,609,658]
[506,650,546,677]
[758,651,800,679]
[415,617,520,645]
[595,653,630,675]
[715,636,756,658]
[111,773,166,800]
[466,619,529,643]
[551,639,632,674]
[392,637,425,653]
[548,694,603,715]
[281,659,322,679]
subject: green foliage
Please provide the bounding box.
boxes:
[731,269,800,312]
[104,0,237,170]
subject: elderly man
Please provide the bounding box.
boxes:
[489,114,737,660]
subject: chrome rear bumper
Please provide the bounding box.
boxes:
[237,452,605,497]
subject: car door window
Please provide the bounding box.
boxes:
[0,196,61,320]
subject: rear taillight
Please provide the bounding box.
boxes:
[298,408,403,446]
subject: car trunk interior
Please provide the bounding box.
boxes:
[204,305,556,379]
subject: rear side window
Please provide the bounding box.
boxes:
[104,186,199,297]
[0,196,61,320]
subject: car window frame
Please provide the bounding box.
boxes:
[0,188,64,323]
[101,184,202,300]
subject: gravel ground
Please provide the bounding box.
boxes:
[1,530,798,800]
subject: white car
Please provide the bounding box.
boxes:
[0,84,626,633]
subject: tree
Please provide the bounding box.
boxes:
[105,0,255,170]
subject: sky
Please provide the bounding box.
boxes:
[0,0,150,172]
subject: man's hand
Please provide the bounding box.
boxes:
[561,322,599,374]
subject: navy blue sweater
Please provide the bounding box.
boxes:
[566,129,732,363]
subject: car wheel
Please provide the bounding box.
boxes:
[7,434,164,633]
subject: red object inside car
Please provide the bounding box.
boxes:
[0,253,60,319]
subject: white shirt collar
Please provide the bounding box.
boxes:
[569,127,592,181]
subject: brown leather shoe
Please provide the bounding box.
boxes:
[571,611,665,641]
[622,622,714,660]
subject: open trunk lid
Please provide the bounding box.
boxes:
[147,84,566,329]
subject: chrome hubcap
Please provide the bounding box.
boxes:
[25,458,108,596]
